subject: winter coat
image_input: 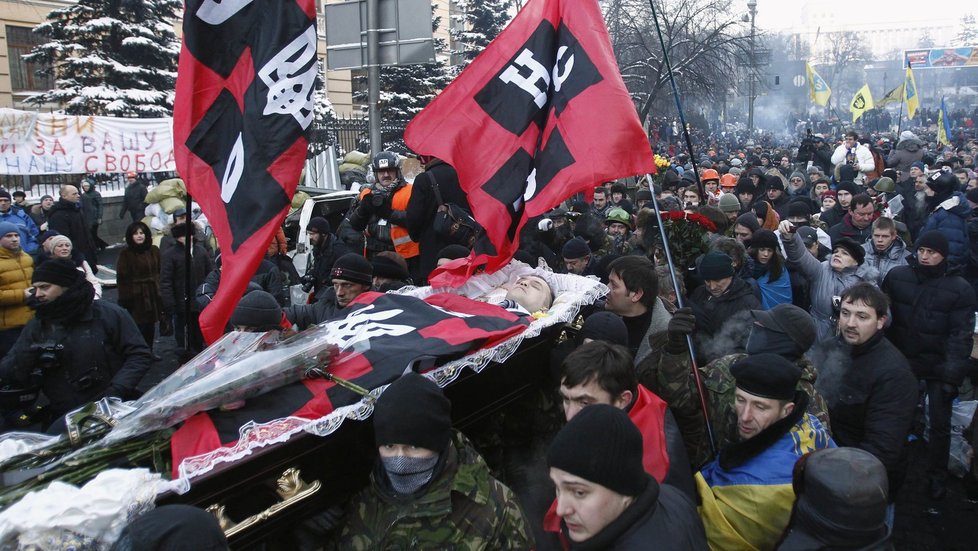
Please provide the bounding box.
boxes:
[828,213,873,246]
[831,144,875,184]
[284,287,345,330]
[0,209,39,254]
[116,245,162,325]
[160,242,215,315]
[329,431,532,550]
[882,261,977,385]
[920,192,972,270]
[562,480,706,551]
[818,203,845,229]
[47,199,97,271]
[80,187,103,227]
[0,247,33,329]
[688,276,760,339]
[304,235,351,301]
[122,181,148,219]
[405,161,472,283]
[28,205,50,233]
[885,137,925,173]
[0,298,152,418]
[861,238,908,285]
[810,333,917,498]
[783,231,879,341]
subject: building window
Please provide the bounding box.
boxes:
[6,26,53,92]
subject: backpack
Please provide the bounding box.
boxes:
[429,173,483,249]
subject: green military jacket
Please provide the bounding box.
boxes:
[650,349,832,469]
[330,431,532,550]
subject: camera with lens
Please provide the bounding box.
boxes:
[370,189,390,209]
[29,341,64,372]
[300,274,317,293]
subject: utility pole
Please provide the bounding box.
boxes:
[747,0,757,135]
[366,0,382,154]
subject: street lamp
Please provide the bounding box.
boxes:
[747,0,757,136]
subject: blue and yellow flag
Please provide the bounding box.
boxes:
[905,66,919,120]
[806,63,831,106]
[938,97,952,147]
[850,84,874,123]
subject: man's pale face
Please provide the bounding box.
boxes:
[565,256,589,275]
[830,247,858,271]
[0,198,11,213]
[592,193,607,209]
[683,191,700,207]
[33,282,65,303]
[333,279,370,308]
[605,271,640,315]
[559,378,630,422]
[734,388,793,440]
[915,175,928,192]
[550,468,634,543]
[62,186,80,203]
[845,136,857,148]
[705,181,718,193]
[836,190,852,208]
[607,222,629,237]
[767,188,783,201]
[738,192,753,205]
[813,182,829,196]
[838,298,885,346]
[375,167,398,189]
[789,177,805,190]
[850,202,875,229]
[704,277,732,297]
[956,172,968,186]
[872,229,897,252]
[0,231,19,251]
[917,246,945,267]
[504,275,552,312]
[306,229,323,247]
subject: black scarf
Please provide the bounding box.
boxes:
[849,330,884,358]
[31,279,95,324]
[719,392,809,470]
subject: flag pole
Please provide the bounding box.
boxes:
[646,174,717,458]
[183,192,194,351]
[647,0,704,202]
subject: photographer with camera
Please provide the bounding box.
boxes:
[296,217,348,302]
[0,259,152,426]
[795,130,834,175]
[339,151,418,275]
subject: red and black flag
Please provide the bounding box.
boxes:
[405,0,654,287]
[173,0,317,343]
[170,292,530,470]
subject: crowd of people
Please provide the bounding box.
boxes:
[0,125,977,548]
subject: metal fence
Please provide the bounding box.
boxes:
[0,171,178,199]
[320,114,411,155]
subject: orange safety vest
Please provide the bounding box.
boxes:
[358,184,419,259]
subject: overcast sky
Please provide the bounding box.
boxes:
[754,0,973,29]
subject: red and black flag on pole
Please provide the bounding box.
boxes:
[173,0,317,343]
[405,0,654,287]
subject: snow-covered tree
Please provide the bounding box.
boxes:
[450,0,512,72]
[955,14,978,46]
[24,0,181,117]
[308,61,338,157]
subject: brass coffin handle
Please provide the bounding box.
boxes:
[207,467,322,537]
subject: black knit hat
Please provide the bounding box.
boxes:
[835,181,860,196]
[915,230,949,258]
[170,223,193,239]
[635,189,653,201]
[730,353,801,401]
[32,259,81,287]
[372,253,409,280]
[547,404,649,496]
[698,251,734,280]
[562,237,591,260]
[750,229,779,251]
[373,373,452,452]
[436,244,470,262]
[735,180,755,195]
[307,216,331,235]
[330,253,372,285]
[580,312,628,347]
[767,175,785,191]
[230,290,282,329]
[833,237,865,265]
[735,212,761,233]
[0,189,11,201]
[787,200,812,219]
[751,304,816,352]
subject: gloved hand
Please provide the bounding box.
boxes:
[666,307,696,353]
[538,218,554,232]
[376,199,393,219]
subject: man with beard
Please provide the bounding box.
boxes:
[809,283,917,503]
[645,303,830,468]
[300,217,350,301]
[325,373,532,549]
[696,354,834,550]
[882,231,976,501]
[285,253,373,329]
[590,186,611,219]
[604,208,632,256]
[0,259,151,421]
[0,223,33,359]
[919,171,972,270]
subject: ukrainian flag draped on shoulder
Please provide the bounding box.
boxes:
[806,63,831,107]
[696,412,835,551]
[850,84,874,123]
[404,0,654,287]
[905,65,919,120]
[938,97,952,147]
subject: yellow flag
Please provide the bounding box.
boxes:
[850,84,874,123]
[905,67,919,120]
[877,82,904,107]
[806,63,831,106]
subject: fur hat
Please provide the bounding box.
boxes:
[833,237,865,265]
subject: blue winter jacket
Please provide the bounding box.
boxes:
[920,192,971,270]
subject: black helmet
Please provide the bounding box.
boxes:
[371,151,401,172]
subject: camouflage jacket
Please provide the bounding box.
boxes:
[329,431,532,550]
[650,349,831,469]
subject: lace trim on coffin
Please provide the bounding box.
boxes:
[170,262,606,492]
